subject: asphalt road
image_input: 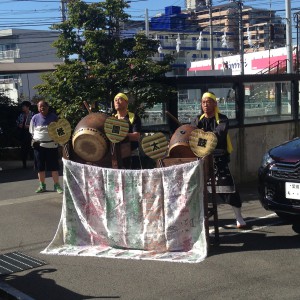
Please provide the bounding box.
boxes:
[0,161,300,300]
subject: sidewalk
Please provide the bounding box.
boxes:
[0,159,258,203]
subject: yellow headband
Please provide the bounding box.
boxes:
[202,92,216,102]
[114,93,128,102]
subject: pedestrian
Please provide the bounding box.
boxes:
[191,91,247,228]
[29,100,63,194]
[16,101,34,168]
[113,92,141,169]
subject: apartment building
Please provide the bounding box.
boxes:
[0,29,61,103]
[143,2,285,124]
[191,2,285,53]
[148,5,235,77]
[146,3,285,76]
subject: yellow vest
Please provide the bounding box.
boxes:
[115,112,135,124]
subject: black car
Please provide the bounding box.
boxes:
[258,137,300,223]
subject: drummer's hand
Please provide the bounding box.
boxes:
[127,132,140,142]
[123,136,130,143]
[197,123,204,130]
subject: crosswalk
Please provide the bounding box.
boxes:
[0,252,46,275]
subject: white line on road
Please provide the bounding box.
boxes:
[209,213,280,236]
[0,194,62,207]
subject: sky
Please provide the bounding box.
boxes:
[0,0,185,30]
[0,1,299,38]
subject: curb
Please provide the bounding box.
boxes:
[0,161,34,171]
[0,281,34,300]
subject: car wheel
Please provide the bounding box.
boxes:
[275,211,300,223]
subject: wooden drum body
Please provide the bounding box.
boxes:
[72,113,109,162]
[168,124,197,158]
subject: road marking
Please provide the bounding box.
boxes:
[209,213,280,236]
[0,194,62,207]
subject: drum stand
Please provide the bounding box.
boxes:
[110,142,123,169]
[160,154,219,250]
[202,154,219,247]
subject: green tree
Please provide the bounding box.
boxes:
[36,0,175,128]
[0,90,13,106]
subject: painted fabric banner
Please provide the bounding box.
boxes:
[42,158,207,263]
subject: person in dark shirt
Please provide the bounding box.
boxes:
[191,91,247,229]
[113,93,141,169]
[16,101,34,168]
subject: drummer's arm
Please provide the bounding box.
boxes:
[213,117,228,143]
[127,115,141,142]
[127,131,141,141]
[191,115,202,128]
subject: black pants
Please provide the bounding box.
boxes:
[122,156,141,169]
[219,191,242,208]
[210,154,242,208]
[20,133,33,167]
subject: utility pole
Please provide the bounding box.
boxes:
[61,0,68,22]
[285,0,293,73]
[60,0,69,61]
[237,0,244,75]
[206,0,214,70]
[295,11,300,73]
[145,8,149,37]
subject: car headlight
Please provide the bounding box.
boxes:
[261,152,274,168]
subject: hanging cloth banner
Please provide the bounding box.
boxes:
[42,158,207,263]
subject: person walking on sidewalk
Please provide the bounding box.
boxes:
[29,100,63,194]
[191,91,247,229]
[16,101,35,168]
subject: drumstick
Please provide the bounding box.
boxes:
[83,101,92,114]
[165,110,182,126]
[63,144,70,159]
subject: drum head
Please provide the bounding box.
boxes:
[141,132,168,160]
[48,119,72,145]
[189,129,218,157]
[104,117,129,143]
[72,128,108,162]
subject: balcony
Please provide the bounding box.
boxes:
[0,49,20,61]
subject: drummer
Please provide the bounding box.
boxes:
[191,91,247,229]
[113,92,141,169]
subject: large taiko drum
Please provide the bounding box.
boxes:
[168,124,197,158]
[72,113,109,162]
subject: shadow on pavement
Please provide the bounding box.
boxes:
[0,168,37,183]
[208,216,300,257]
[3,268,120,300]
[0,167,63,184]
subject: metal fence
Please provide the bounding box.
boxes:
[142,73,300,134]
